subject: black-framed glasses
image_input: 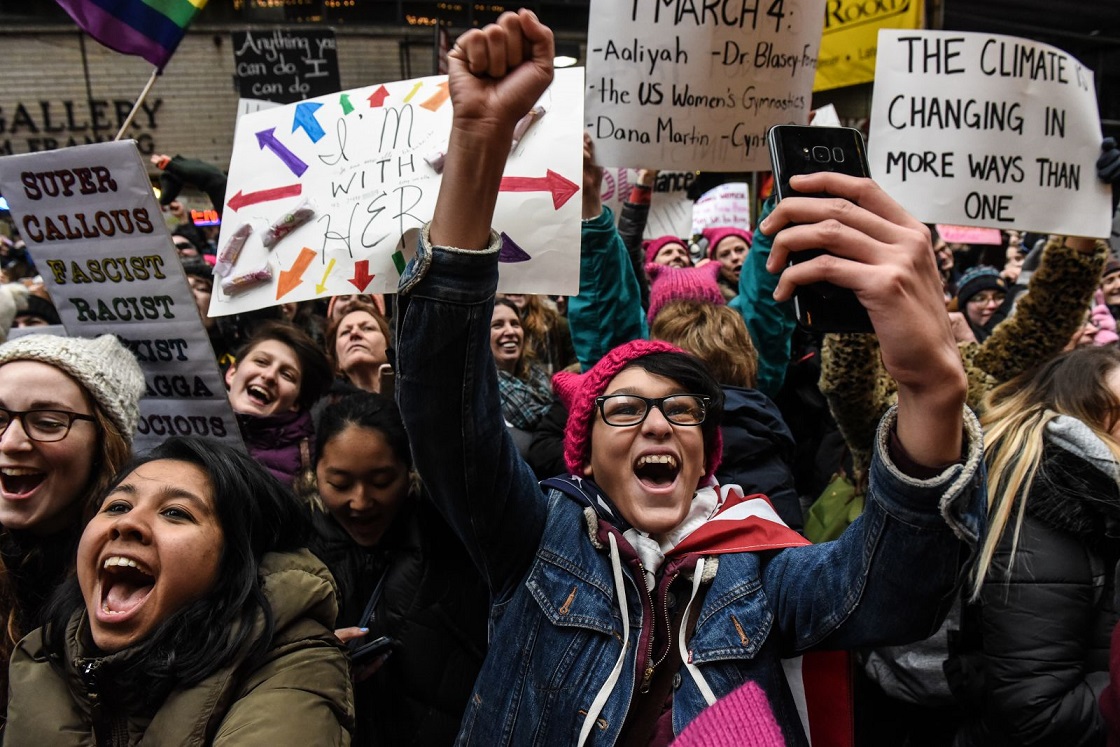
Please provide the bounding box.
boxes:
[0,408,95,442]
[595,394,710,427]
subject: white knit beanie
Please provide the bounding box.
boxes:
[0,334,145,443]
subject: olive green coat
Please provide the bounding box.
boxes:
[4,549,354,746]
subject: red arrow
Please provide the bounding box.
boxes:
[348,260,375,292]
[276,247,317,300]
[499,169,579,209]
[367,85,389,108]
[419,81,450,112]
[226,183,302,212]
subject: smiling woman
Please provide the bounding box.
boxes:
[0,334,143,718]
[4,437,354,745]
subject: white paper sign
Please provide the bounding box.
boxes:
[212,68,585,316]
[585,0,825,171]
[691,182,751,234]
[0,141,243,453]
[600,169,695,239]
[869,30,1111,238]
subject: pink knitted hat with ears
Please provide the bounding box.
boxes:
[673,680,785,747]
[646,261,725,324]
[702,226,754,260]
[552,339,723,481]
[643,235,690,265]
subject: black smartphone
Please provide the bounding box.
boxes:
[350,635,396,665]
[768,125,873,333]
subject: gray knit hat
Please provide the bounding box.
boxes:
[0,334,145,443]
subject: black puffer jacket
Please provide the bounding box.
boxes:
[948,416,1120,746]
[307,495,489,747]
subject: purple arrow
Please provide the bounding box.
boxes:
[292,102,325,143]
[256,128,308,177]
[499,232,532,263]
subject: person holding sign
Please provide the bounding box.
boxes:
[393,10,984,746]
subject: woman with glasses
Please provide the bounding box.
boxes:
[392,12,985,745]
[0,334,144,715]
[954,266,1007,343]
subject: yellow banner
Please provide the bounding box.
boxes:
[813,0,924,92]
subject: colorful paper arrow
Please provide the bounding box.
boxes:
[419,82,450,112]
[255,128,308,177]
[292,102,325,143]
[349,260,375,292]
[392,250,406,276]
[499,233,532,263]
[367,85,389,108]
[226,183,303,212]
[499,170,579,209]
[276,247,317,299]
[403,82,423,103]
[340,93,355,114]
[316,257,336,294]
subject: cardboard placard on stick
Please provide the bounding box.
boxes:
[585,0,826,171]
[0,140,243,453]
[868,30,1112,238]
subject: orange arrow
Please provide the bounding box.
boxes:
[419,81,450,112]
[276,247,316,299]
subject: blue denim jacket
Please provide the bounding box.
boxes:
[396,228,987,746]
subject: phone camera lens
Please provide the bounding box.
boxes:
[832,147,846,163]
[812,146,830,162]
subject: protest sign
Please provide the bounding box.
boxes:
[868,30,1112,238]
[585,0,826,171]
[691,182,751,234]
[813,0,924,92]
[0,141,243,452]
[233,29,341,104]
[600,169,695,239]
[211,68,584,317]
[935,224,1003,245]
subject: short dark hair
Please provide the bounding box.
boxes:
[315,392,411,472]
[236,320,332,410]
[43,437,307,709]
[622,351,724,466]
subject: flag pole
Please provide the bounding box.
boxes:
[114,67,160,141]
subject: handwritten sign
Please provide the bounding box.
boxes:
[232,29,341,104]
[868,30,1112,238]
[691,182,751,234]
[585,0,826,171]
[210,68,584,317]
[0,141,242,453]
[601,169,695,238]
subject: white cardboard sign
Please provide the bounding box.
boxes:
[585,0,826,171]
[211,68,585,316]
[869,30,1112,238]
[691,182,751,234]
[0,141,243,453]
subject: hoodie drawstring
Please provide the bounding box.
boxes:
[679,556,717,706]
[578,533,631,747]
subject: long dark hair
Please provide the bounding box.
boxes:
[42,436,307,706]
[315,392,412,472]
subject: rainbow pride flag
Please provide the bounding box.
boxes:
[55,0,208,71]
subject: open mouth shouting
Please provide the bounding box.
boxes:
[97,555,156,622]
[245,383,275,409]
[0,466,46,498]
[634,453,681,490]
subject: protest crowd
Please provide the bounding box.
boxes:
[2,3,1120,747]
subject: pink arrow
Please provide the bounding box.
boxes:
[348,260,375,292]
[226,183,303,212]
[499,169,579,209]
[367,85,389,108]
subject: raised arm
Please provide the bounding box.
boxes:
[764,174,965,468]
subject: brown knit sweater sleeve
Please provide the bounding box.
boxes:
[975,237,1109,386]
[819,332,896,481]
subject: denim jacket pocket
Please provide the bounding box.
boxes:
[526,551,619,635]
[688,577,773,663]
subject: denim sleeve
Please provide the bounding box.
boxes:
[763,405,987,653]
[569,206,648,371]
[395,226,548,600]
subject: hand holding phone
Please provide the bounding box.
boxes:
[350,635,397,666]
[768,125,873,332]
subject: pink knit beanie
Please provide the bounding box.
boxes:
[646,261,725,324]
[702,226,753,260]
[552,339,722,480]
[643,235,690,265]
[673,680,786,747]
